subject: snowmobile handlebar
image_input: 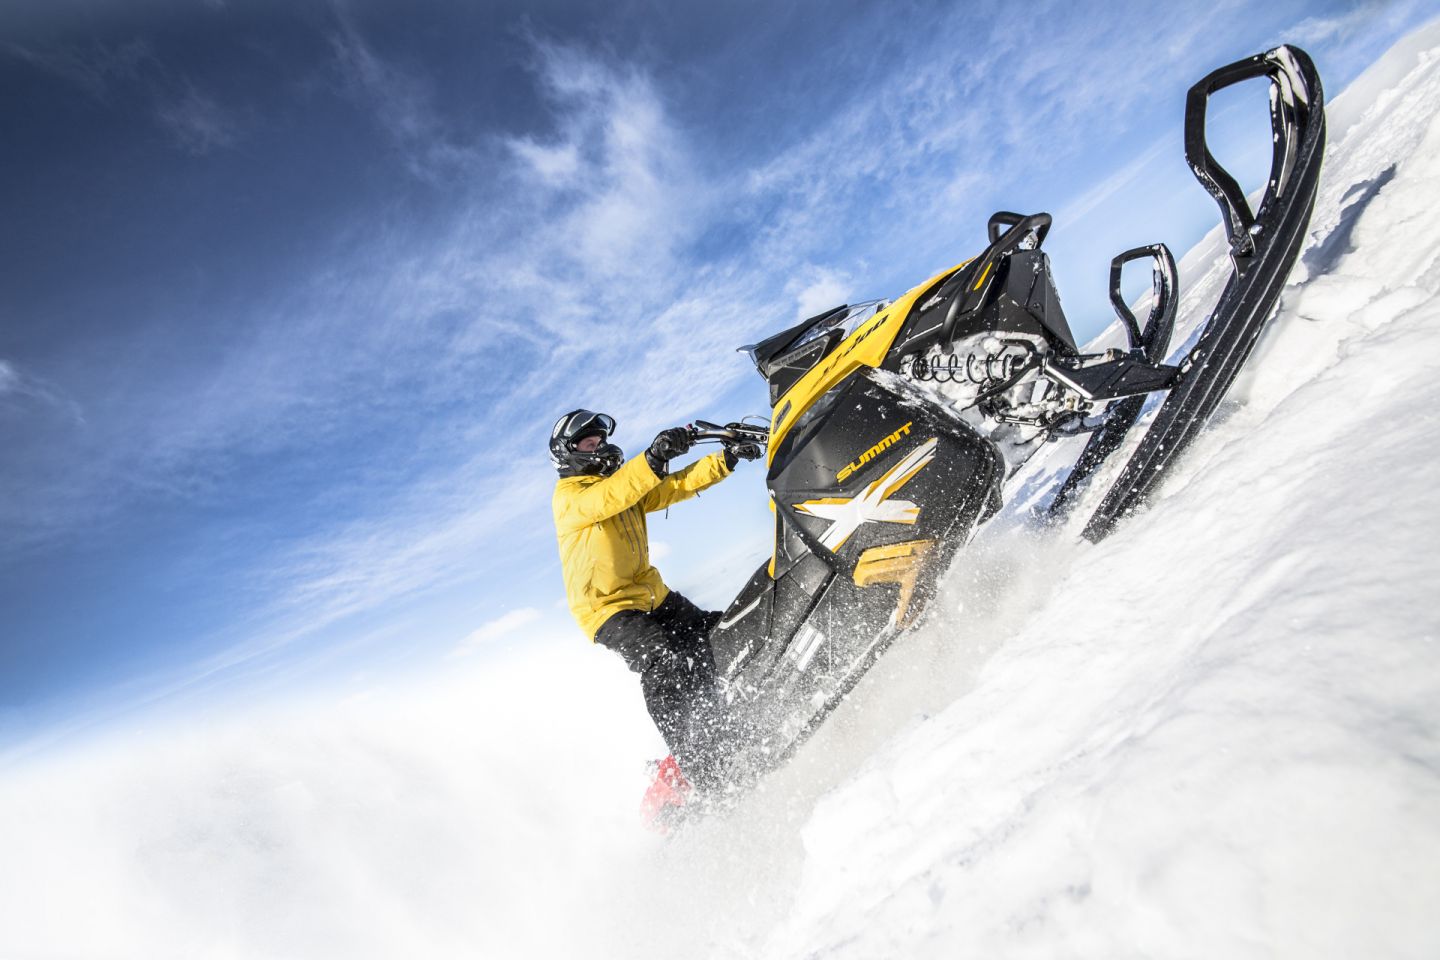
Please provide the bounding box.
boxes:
[939,211,1054,346]
[987,211,1051,246]
[687,420,770,446]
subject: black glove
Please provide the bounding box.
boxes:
[645,427,693,477]
[723,440,764,469]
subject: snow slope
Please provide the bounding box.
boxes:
[2,24,1439,960]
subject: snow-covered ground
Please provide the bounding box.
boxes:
[4,23,1440,960]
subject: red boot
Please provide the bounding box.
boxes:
[640,755,693,834]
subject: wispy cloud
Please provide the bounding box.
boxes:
[1055,133,1177,228]
[1,38,150,103]
[153,82,240,155]
[0,359,19,396]
[4,36,243,157]
[499,38,709,283]
[0,357,81,421]
[1290,1,1394,44]
[451,607,542,657]
[325,6,479,181]
[508,138,581,185]
[732,3,1223,284]
[1284,0,1438,83]
[268,464,554,630]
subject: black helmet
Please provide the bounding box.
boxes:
[550,409,623,477]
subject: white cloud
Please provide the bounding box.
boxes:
[499,40,705,282]
[452,607,543,657]
[1290,3,1387,45]
[508,138,582,185]
[789,269,851,322]
[0,359,19,395]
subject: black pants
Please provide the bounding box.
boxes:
[595,591,727,788]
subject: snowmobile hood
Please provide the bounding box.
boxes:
[768,260,970,460]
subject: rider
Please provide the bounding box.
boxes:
[549,409,762,788]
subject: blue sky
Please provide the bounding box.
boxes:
[1,0,1432,759]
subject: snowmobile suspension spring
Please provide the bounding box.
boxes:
[906,351,1026,385]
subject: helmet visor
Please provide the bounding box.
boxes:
[555,409,616,444]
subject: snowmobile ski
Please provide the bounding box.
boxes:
[1079,45,1326,539]
[1047,243,1179,519]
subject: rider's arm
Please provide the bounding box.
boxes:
[640,451,732,513]
[553,456,662,532]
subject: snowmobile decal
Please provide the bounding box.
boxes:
[971,261,992,290]
[837,420,914,482]
[853,539,936,627]
[789,624,826,671]
[716,594,763,630]
[795,437,938,551]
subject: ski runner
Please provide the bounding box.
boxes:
[549,409,762,802]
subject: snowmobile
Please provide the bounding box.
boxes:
[656,45,1325,821]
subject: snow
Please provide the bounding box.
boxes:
[4,22,1440,960]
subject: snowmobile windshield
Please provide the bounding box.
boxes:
[789,299,889,351]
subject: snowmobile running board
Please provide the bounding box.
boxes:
[1078,45,1326,541]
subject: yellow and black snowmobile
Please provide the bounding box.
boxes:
[684,45,1325,796]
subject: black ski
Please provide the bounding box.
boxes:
[1082,45,1326,541]
[1048,243,1178,519]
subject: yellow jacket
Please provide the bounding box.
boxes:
[554,451,732,639]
